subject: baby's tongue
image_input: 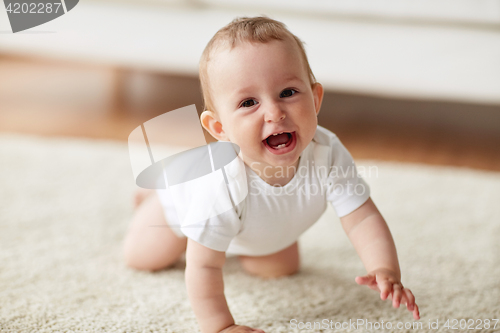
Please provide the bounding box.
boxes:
[267,133,290,147]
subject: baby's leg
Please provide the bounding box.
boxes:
[238,242,300,279]
[123,191,187,271]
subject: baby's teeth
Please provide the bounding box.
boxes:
[276,144,286,149]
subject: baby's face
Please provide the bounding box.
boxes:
[206,39,323,175]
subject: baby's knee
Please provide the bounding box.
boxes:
[122,245,176,272]
[124,257,157,272]
[122,243,154,271]
[124,261,167,272]
[242,263,299,279]
[239,242,300,278]
[239,256,300,279]
[265,264,300,278]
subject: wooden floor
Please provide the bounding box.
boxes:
[1,55,499,172]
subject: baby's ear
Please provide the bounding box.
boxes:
[312,82,324,116]
[200,110,228,141]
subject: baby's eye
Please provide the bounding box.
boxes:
[280,89,297,98]
[240,99,258,108]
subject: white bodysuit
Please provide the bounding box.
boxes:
[157,125,370,256]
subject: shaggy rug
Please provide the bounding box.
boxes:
[0,134,499,333]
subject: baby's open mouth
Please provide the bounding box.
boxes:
[262,131,296,155]
[263,132,294,150]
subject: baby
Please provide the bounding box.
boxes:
[124,16,420,333]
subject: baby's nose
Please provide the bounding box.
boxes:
[264,104,286,122]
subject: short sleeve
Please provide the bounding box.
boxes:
[157,186,243,250]
[180,202,243,252]
[324,136,370,217]
[166,158,246,253]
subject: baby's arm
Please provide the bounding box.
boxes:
[340,198,420,320]
[185,239,266,333]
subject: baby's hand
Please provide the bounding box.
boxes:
[355,268,420,320]
[219,324,266,333]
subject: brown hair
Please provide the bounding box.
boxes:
[199,16,316,112]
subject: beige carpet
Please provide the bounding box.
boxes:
[1,134,499,333]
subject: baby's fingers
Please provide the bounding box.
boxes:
[355,275,375,286]
[412,303,420,320]
[401,288,416,311]
[391,284,404,308]
[377,279,392,300]
[355,275,379,292]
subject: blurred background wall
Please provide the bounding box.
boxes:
[1,0,499,170]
